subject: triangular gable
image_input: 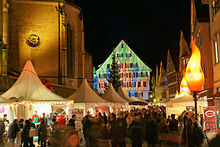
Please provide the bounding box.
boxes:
[166,50,176,75]
[96,40,152,73]
[179,31,190,74]
[102,84,128,103]
[179,31,190,59]
[1,60,64,101]
[67,79,109,103]
[159,61,165,82]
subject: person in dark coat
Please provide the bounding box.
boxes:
[96,120,110,147]
[38,119,47,147]
[129,117,144,147]
[194,122,204,147]
[145,117,158,146]
[110,121,126,147]
[103,112,107,126]
[18,119,24,129]
[117,113,127,130]
[29,118,35,147]
[68,114,76,128]
[0,118,5,143]
[8,119,19,143]
[82,115,91,147]
[182,118,196,147]
[209,128,220,147]
[169,114,178,132]
[21,120,30,147]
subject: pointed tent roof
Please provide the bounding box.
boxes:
[67,79,109,103]
[102,84,128,103]
[117,86,140,102]
[1,60,64,101]
[166,93,205,104]
[139,96,146,102]
[117,87,132,102]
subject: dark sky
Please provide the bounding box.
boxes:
[74,0,191,71]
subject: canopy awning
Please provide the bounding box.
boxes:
[67,79,109,103]
[1,60,65,101]
[102,84,128,103]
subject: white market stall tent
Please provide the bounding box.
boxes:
[67,79,110,115]
[139,95,146,102]
[166,92,207,117]
[102,84,128,112]
[117,86,133,102]
[1,60,71,119]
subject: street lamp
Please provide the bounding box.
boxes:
[185,38,204,120]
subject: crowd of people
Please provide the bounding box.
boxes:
[81,106,219,147]
[0,106,219,147]
[0,112,78,147]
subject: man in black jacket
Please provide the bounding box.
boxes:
[68,114,76,128]
[8,119,19,143]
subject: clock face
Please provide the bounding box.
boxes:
[26,34,40,47]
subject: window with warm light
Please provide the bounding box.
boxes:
[214,40,219,63]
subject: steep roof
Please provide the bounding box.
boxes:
[67,79,109,103]
[1,60,64,101]
[166,50,176,75]
[96,40,152,73]
[139,95,146,102]
[102,84,128,103]
[117,86,140,102]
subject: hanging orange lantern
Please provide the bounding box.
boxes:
[185,38,204,91]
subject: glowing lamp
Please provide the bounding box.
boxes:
[185,38,204,120]
[180,70,190,94]
[185,38,204,92]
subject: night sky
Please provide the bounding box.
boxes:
[74,0,191,72]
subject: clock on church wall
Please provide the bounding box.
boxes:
[26,34,40,47]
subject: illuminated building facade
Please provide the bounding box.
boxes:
[166,50,179,100]
[155,62,168,103]
[94,40,152,100]
[0,0,93,89]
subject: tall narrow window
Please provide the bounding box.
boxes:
[215,40,219,63]
[143,81,147,87]
[138,82,141,87]
[67,24,73,77]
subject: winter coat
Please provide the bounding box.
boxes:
[0,121,5,135]
[169,119,178,131]
[21,125,30,142]
[145,119,158,144]
[110,122,126,142]
[129,120,144,143]
[209,135,220,147]
[8,122,19,139]
[68,118,75,128]
[38,123,47,141]
[58,116,66,128]
[82,117,91,138]
[182,126,196,147]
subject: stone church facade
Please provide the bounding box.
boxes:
[0,0,93,89]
